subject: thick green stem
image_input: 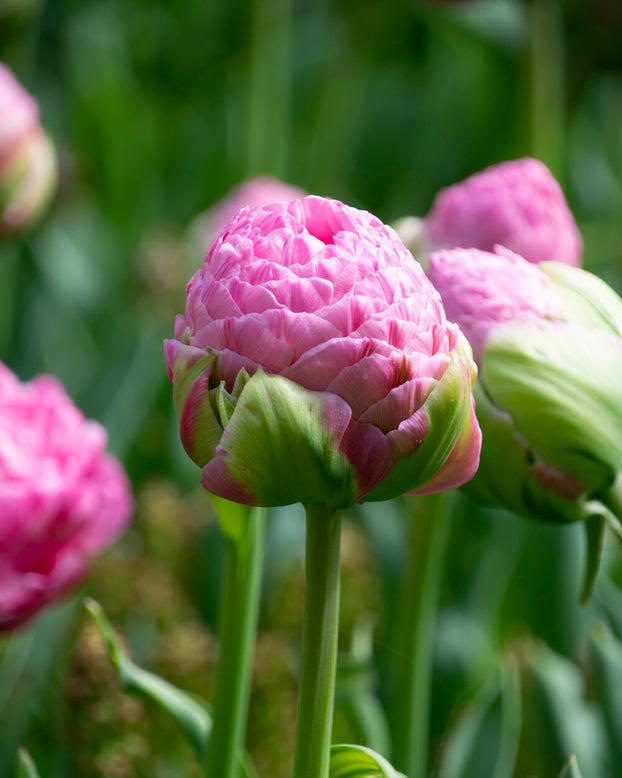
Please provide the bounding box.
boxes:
[391,492,452,778]
[528,0,565,179]
[204,506,265,778]
[293,504,342,778]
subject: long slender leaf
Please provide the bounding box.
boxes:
[557,755,583,778]
[84,597,211,758]
[329,744,405,778]
[84,598,259,778]
[15,749,41,778]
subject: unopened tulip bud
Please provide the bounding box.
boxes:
[428,246,622,525]
[0,63,56,238]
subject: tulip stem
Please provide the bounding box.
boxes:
[293,504,342,778]
[204,505,265,778]
[391,492,452,778]
[528,0,565,180]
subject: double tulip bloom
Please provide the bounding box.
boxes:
[166,196,481,509]
[428,246,622,525]
[0,63,56,238]
[421,158,583,267]
[0,364,133,630]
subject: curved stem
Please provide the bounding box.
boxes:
[293,504,342,778]
[204,506,265,778]
[391,492,452,778]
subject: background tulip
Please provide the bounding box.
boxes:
[190,176,306,256]
[423,158,583,267]
[0,63,56,238]
[0,363,134,630]
[428,246,622,525]
[166,195,481,509]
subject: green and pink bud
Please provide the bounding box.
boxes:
[0,63,56,239]
[166,196,481,509]
[428,246,622,525]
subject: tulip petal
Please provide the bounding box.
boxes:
[483,321,622,492]
[409,399,482,495]
[365,350,476,501]
[164,340,222,467]
[201,369,358,508]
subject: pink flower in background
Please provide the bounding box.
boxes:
[192,176,306,255]
[0,364,133,630]
[166,196,480,508]
[424,158,583,267]
[428,246,622,527]
[427,245,562,362]
[0,63,56,238]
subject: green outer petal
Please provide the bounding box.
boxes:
[465,381,586,523]
[365,351,473,503]
[166,341,222,467]
[482,321,622,493]
[542,261,622,336]
[201,368,358,509]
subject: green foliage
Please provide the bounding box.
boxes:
[2,0,622,775]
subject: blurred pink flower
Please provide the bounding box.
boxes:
[0,364,133,630]
[424,158,583,267]
[166,196,480,508]
[0,63,56,238]
[428,246,622,527]
[427,245,561,362]
[191,176,306,255]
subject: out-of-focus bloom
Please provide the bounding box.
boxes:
[423,159,583,267]
[428,246,622,524]
[0,63,56,238]
[165,196,481,509]
[190,177,306,257]
[0,364,133,630]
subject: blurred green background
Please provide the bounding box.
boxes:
[2,0,622,776]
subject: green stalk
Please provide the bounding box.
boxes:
[391,492,452,778]
[204,506,265,778]
[293,504,342,778]
[528,0,565,180]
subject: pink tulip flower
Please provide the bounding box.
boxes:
[428,246,622,526]
[424,158,583,267]
[192,176,306,255]
[0,364,133,630]
[0,63,56,238]
[166,196,481,509]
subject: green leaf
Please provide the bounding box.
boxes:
[589,621,622,767]
[438,659,521,778]
[84,598,259,778]
[557,755,583,778]
[210,494,253,543]
[333,619,390,756]
[15,749,40,778]
[0,597,80,777]
[329,744,404,778]
[581,514,605,602]
[84,597,211,759]
[520,641,605,778]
